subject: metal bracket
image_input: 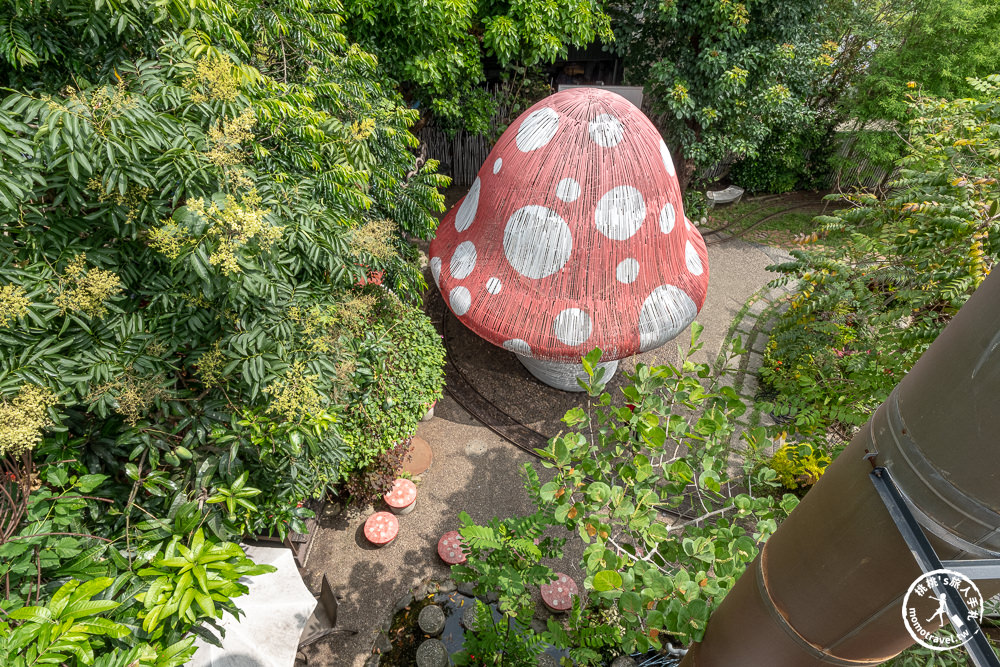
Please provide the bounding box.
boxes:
[870,466,1000,667]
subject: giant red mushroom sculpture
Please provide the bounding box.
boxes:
[430,88,709,391]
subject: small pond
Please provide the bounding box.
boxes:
[382,589,681,666]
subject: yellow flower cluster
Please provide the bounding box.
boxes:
[197,342,227,387]
[0,384,57,456]
[265,361,323,421]
[206,108,257,167]
[148,220,190,260]
[162,190,281,276]
[189,56,241,104]
[88,178,151,225]
[53,254,123,319]
[61,80,135,138]
[86,371,167,426]
[0,284,30,327]
[350,218,396,261]
[351,118,376,142]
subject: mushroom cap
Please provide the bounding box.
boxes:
[429,87,709,363]
[383,478,417,508]
[363,511,399,545]
[437,530,467,564]
[540,572,579,611]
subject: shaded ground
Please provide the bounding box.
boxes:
[701,190,847,250]
[298,190,793,666]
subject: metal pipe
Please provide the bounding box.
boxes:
[681,269,1000,666]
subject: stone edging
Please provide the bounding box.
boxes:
[714,280,794,442]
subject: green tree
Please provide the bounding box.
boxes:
[611,0,829,191]
[341,0,613,134]
[0,0,446,661]
[813,0,1000,188]
[760,77,1000,439]
[453,338,795,664]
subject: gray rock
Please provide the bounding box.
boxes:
[415,638,448,667]
[537,653,559,667]
[364,655,381,667]
[373,633,392,655]
[484,591,499,604]
[418,604,446,636]
[610,657,637,667]
[392,593,413,615]
[457,581,476,596]
[461,603,479,631]
[438,579,457,594]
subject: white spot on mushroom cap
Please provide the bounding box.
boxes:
[556,178,580,202]
[589,113,624,147]
[455,178,480,232]
[450,241,477,279]
[503,339,532,357]
[638,285,698,352]
[516,107,559,152]
[493,158,502,174]
[450,286,471,316]
[659,202,676,234]
[430,257,441,286]
[595,186,646,240]
[486,277,502,294]
[553,308,592,347]
[660,139,675,176]
[616,258,639,284]
[685,240,704,276]
[503,205,573,279]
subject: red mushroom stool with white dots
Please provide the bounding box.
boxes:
[363,511,399,547]
[383,478,417,515]
[428,87,709,392]
[437,530,467,565]
[540,573,579,613]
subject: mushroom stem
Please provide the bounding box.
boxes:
[514,355,619,392]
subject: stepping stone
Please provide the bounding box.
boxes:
[437,530,467,565]
[461,602,479,631]
[418,604,446,636]
[415,638,448,667]
[538,655,560,667]
[363,511,399,547]
[384,478,417,515]
[540,573,578,612]
[611,657,637,667]
[404,436,433,475]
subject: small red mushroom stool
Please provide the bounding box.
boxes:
[384,478,418,515]
[540,573,578,612]
[363,511,399,548]
[437,530,467,565]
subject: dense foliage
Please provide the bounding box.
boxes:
[452,337,796,664]
[341,0,613,134]
[0,0,446,663]
[808,0,1000,190]
[759,78,1000,440]
[611,0,831,190]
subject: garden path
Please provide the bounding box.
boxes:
[298,232,792,667]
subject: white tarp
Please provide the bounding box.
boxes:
[188,545,317,667]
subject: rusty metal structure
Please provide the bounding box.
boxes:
[681,269,1000,666]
